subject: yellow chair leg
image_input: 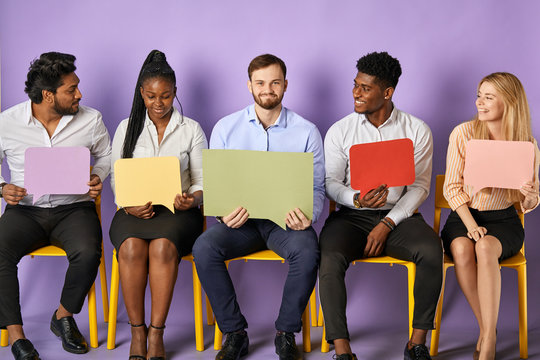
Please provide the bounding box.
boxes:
[99,244,109,323]
[206,294,214,325]
[317,303,324,327]
[310,288,317,327]
[87,283,98,348]
[214,321,223,350]
[191,261,204,352]
[302,306,311,352]
[430,264,448,357]
[406,263,416,339]
[517,264,528,359]
[107,252,120,350]
[1,329,8,347]
[321,322,330,353]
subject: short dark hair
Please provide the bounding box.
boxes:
[24,52,77,103]
[356,52,402,89]
[248,54,287,80]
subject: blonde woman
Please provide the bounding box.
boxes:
[442,72,539,360]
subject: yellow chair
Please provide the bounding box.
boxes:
[0,195,109,349]
[106,209,208,351]
[319,200,416,353]
[429,174,527,358]
[210,249,316,353]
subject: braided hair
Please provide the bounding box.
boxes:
[122,50,182,158]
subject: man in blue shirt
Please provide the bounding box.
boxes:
[193,54,324,360]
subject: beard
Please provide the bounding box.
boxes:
[253,92,283,110]
[53,99,79,116]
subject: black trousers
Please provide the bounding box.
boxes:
[0,201,102,328]
[319,207,443,342]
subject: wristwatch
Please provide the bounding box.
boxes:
[0,182,7,198]
[353,192,362,208]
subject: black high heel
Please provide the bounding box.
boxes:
[148,324,166,360]
[129,323,147,360]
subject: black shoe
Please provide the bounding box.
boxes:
[275,332,300,360]
[216,330,249,360]
[11,339,40,360]
[404,343,431,360]
[50,310,88,354]
[333,354,358,360]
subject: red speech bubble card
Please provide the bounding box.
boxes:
[349,138,415,195]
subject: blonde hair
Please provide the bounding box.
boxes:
[473,72,533,201]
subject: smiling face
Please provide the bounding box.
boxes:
[52,72,82,115]
[248,64,288,110]
[140,77,176,122]
[352,72,390,115]
[476,81,505,123]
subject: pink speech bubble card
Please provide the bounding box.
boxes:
[24,147,90,203]
[464,139,535,194]
[349,138,415,195]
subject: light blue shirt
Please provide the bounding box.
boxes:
[210,104,325,222]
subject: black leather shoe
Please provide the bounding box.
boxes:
[404,343,431,360]
[333,354,358,360]
[216,330,248,360]
[50,310,88,354]
[11,339,40,360]
[275,332,300,360]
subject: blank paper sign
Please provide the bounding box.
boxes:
[25,147,90,203]
[349,138,415,195]
[464,139,535,194]
[203,149,313,229]
[114,157,181,212]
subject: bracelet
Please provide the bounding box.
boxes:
[380,218,395,231]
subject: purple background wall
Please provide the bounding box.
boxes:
[1,1,540,359]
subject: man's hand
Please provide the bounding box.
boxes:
[125,201,154,219]
[2,184,27,205]
[285,208,312,231]
[223,206,249,228]
[364,221,391,257]
[358,184,389,208]
[174,192,195,211]
[87,174,103,199]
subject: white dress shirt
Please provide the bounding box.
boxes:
[324,107,433,225]
[0,100,111,207]
[110,107,207,203]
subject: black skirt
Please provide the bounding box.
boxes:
[109,205,203,258]
[441,206,524,261]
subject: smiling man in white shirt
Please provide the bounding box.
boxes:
[0,52,111,360]
[319,52,442,360]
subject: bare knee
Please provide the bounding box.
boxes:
[118,238,149,264]
[450,237,475,266]
[149,238,178,264]
[475,236,501,263]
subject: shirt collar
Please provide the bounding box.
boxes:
[144,107,183,127]
[26,100,75,126]
[246,104,288,128]
[358,104,397,127]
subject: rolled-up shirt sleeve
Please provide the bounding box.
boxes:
[187,123,208,194]
[324,125,356,208]
[443,125,470,211]
[90,113,112,183]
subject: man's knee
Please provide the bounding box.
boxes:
[192,231,222,268]
[67,239,101,268]
[319,250,348,279]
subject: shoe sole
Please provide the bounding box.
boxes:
[50,324,89,354]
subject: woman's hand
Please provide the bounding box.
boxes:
[174,192,195,210]
[124,202,154,219]
[466,226,487,241]
[520,181,539,210]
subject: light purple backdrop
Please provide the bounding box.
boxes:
[1,0,540,356]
